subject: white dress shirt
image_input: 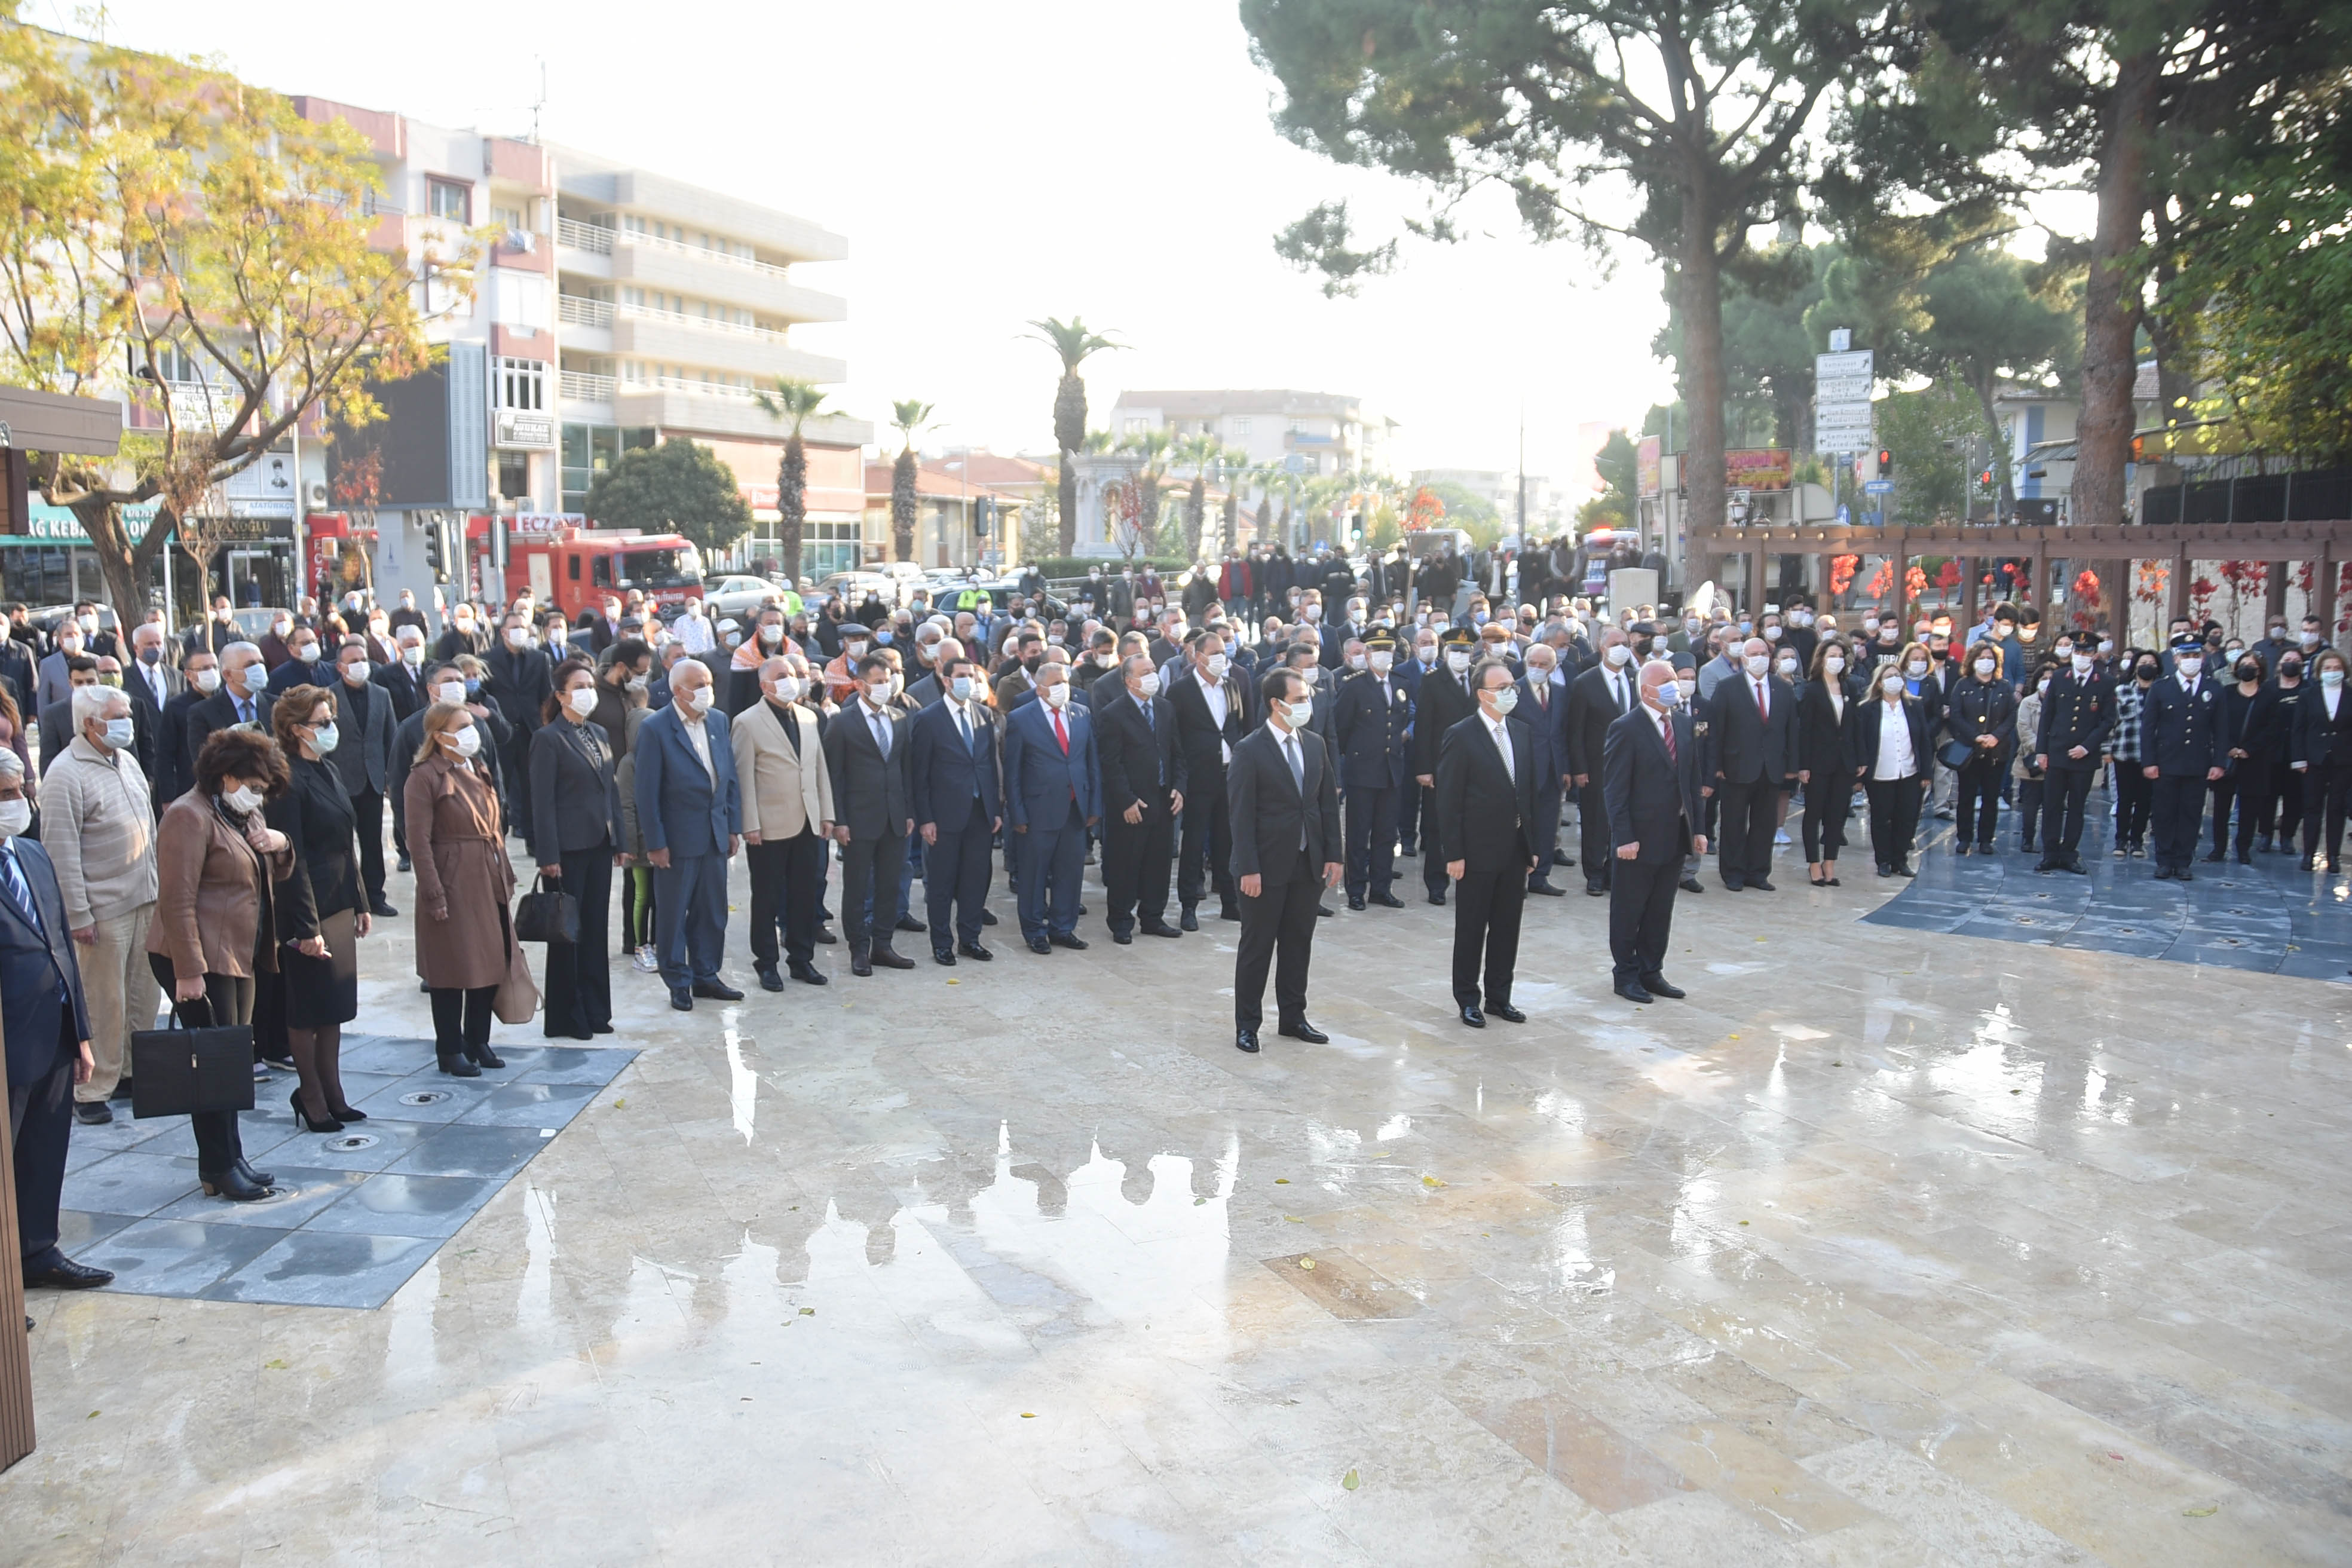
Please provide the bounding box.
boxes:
[681,706,715,777]
[1872,699,1915,780]
[1198,671,1232,765]
[1484,709,1514,778]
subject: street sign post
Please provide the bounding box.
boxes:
[1864,479,1894,496]
[1813,347,1875,455]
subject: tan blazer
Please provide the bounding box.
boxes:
[732,697,834,841]
[148,789,294,981]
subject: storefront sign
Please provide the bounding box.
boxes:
[495,411,556,449]
[1725,448,1793,492]
[1637,437,1661,498]
[14,500,164,546]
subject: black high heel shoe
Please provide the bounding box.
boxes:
[328,1103,368,1122]
[201,1165,272,1202]
[437,1051,482,1078]
[466,1038,506,1070]
[289,1089,342,1134]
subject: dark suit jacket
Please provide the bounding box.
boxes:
[1513,675,1573,790]
[0,837,90,1082]
[371,659,433,727]
[265,754,362,936]
[823,699,915,840]
[1704,671,1799,786]
[2034,669,2112,765]
[1435,712,1538,869]
[2293,685,2352,768]
[1168,669,1250,794]
[1796,679,1854,780]
[326,675,398,797]
[183,685,276,780]
[158,687,208,804]
[1331,670,1413,788]
[1227,721,1339,886]
[1000,699,1102,830]
[2141,673,2224,776]
[1601,706,1704,866]
[528,718,622,866]
[909,698,1002,828]
[1851,697,1933,779]
[1566,662,1640,779]
[1095,690,1187,819]
[633,703,743,858]
[1413,663,1481,776]
[485,644,553,737]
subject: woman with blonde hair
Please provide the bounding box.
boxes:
[405,700,521,1075]
[265,684,371,1130]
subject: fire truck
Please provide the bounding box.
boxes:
[486,525,707,622]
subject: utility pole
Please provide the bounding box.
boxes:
[1515,404,1527,543]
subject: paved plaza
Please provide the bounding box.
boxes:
[6,837,2350,1566]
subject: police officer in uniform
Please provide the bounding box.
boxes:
[1411,627,1482,906]
[2141,642,2224,880]
[1330,630,1413,910]
[2031,648,2112,874]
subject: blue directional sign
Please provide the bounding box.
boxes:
[1864,479,1894,496]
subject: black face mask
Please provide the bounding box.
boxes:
[2137,665,2160,682]
[2283,663,2304,680]
[2238,664,2261,682]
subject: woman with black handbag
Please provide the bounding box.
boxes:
[528,657,621,1039]
[147,728,305,1201]
[267,685,371,1132]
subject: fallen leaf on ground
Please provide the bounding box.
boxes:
[613,1098,626,1108]
[1021,1412,1037,1419]
[1422,1175,1446,1188]
[264,1358,287,1370]
[1298,1258,1317,1270]
[1275,1178,1290,1184]
[1342,1469,1359,1490]
[798,1307,815,1316]
[2183,1505,2217,1517]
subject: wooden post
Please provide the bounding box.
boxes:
[1747,545,1766,618]
[2169,546,2191,628]
[2320,544,2338,639]
[0,1004,32,1472]
[1961,555,1978,632]
[1892,535,1910,628]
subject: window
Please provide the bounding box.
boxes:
[428,179,470,222]
[624,215,647,235]
[491,271,550,330]
[491,203,525,233]
[566,555,580,581]
[496,357,546,411]
[1232,416,1251,437]
[498,450,532,500]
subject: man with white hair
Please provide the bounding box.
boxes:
[38,683,160,1123]
[182,640,274,769]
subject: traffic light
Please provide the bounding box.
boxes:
[1876,448,1894,477]
[424,514,445,581]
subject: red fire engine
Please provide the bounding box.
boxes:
[484,525,707,621]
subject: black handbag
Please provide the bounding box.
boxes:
[1937,739,1976,771]
[130,997,258,1120]
[513,872,580,944]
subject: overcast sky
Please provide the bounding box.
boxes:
[56,1,1693,493]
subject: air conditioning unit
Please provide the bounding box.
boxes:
[307,481,329,506]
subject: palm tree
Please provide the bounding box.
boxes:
[1120,428,1173,558]
[890,399,935,564]
[1174,433,1222,560]
[1215,446,1251,555]
[752,376,828,586]
[1024,317,1122,557]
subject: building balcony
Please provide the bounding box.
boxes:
[555,167,848,265]
[610,315,843,383]
[555,215,846,326]
[611,379,871,445]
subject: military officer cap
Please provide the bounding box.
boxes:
[1440,626,1479,651]
[1364,629,1398,654]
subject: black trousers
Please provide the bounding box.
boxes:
[1451,850,1527,1006]
[840,828,908,953]
[2212,762,2265,853]
[353,786,387,903]
[924,797,996,950]
[147,960,253,1177]
[2150,772,2209,869]
[1526,775,1563,884]
[1102,799,1175,935]
[1234,845,1319,1031]
[430,985,497,1055]
[1178,775,1233,910]
[1420,783,1450,897]
[1955,758,2005,847]
[2016,776,2044,846]
[1394,754,1423,850]
[1609,856,1680,982]
[1716,776,1778,884]
[1576,781,1612,887]
[2113,768,2154,850]
[2299,761,2352,862]
[1801,778,1852,861]
[1343,783,1396,898]
[2046,765,2096,860]
[749,829,826,967]
[543,844,612,1037]
[2268,756,2304,843]
[10,1033,74,1267]
[500,730,535,839]
[1865,775,1926,869]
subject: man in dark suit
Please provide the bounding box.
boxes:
[1437,658,1540,1027]
[1095,652,1187,944]
[485,612,553,841]
[1702,636,1799,890]
[1515,641,1573,896]
[183,642,275,779]
[1228,665,1342,1054]
[1331,629,1413,911]
[1411,628,1483,905]
[2032,651,2113,873]
[373,627,434,725]
[158,648,218,806]
[35,657,99,774]
[1001,662,1102,954]
[909,655,1002,964]
[0,621,34,714]
[1394,627,1440,856]
[1602,661,1708,1003]
[325,638,400,915]
[0,754,111,1292]
[633,659,745,1008]
[580,596,626,656]
[823,651,919,975]
[122,621,179,795]
[1168,629,1250,929]
[2141,644,2225,880]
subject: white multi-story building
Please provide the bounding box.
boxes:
[1108,390,1394,479]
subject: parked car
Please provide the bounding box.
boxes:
[813,570,901,611]
[703,574,790,621]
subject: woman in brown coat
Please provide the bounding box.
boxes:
[405,700,520,1075]
[147,727,304,1201]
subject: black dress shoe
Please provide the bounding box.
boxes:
[868,947,916,970]
[1180,906,1200,932]
[934,949,959,965]
[1370,891,1405,908]
[1953,843,1971,857]
[396,855,412,873]
[981,908,998,924]
[1640,974,1686,999]
[2200,850,2224,863]
[1217,904,1241,922]
[200,1165,271,1202]
[2176,868,2196,882]
[1722,878,1744,892]
[1278,1021,1329,1044]
[73,1100,112,1126]
[1235,1029,1261,1054]
[693,980,746,1000]
[1553,849,1575,866]
[1028,936,1053,955]
[1679,877,1704,894]
[1487,1002,1527,1023]
[1316,904,1335,917]
[2154,865,2176,880]
[1111,929,1134,945]
[1585,880,1607,896]
[370,900,400,917]
[236,1157,275,1187]
[958,942,994,961]
[1139,922,1183,938]
[1458,1003,1487,1028]
[1613,979,1655,1003]
[896,913,927,933]
[1426,892,1447,906]
[1348,896,1367,911]
[1049,930,1089,950]
[1527,881,1566,896]
[1748,878,1775,892]
[2237,850,2253,865]
[813,926,838,944]
[1894,864,1916,877]
[24,1257,113,1290]
[851,951,875,976]
[757,966,786,993]
[789,960,830,985]
[670,987,696,1010]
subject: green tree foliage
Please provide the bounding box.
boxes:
[1913,247,2077,508]
[752,377,827,585]
[890,400,934,564]
[584,437,752,556]
[1025,316,1121,555]
[1873,381,1980,529]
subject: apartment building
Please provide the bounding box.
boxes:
[1108,390,1394,479]
[549,146,871,567]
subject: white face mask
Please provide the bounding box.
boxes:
[342,661,370,683]
[1906,660,1927,678]
[1487,686,1518,717]
[1882,674,1907,695]
[1823,656,1845,675]
[678,684,712,713]
[402,644,424,665]
[2071,653,2094,673]
[1347,654,1366,672]
[506,627,531,648]
[0,798,27,837]
[770,677,805,705]
[311,722,341,755]
[435,680,466,706]
[2175,659,2202,679]
[1777,658,1798,677]
[1283,694,1313,727]
[1762,626,1781,641]
[566,687,599,718]
[191,667,222,693]
[449,725,482,757]
[1369,651,1394,674]
[2302,630,2323,646]
[1205,654,1229,679]
[1676,678,1697,701]
[1745,654,1770,677]
[2323,669,2345,689]
[1653,682,1681,709]
[100,716,136,751]
[1974,658,1998,676]
[1136,670,1162,698]
[1604,644,1631,667]
[1040,682,1070,708]
[1445,650,1472,673]
[223,784,265,814]
[866,679,895,706]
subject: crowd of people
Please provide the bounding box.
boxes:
[0,561,2331,1292]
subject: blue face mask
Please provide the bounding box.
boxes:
[875,630,893,645]
[464,676,483,696]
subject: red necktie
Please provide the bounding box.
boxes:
[1662,713,1677,763]
[1052,709,1068,756]
[1753,678,1768,718]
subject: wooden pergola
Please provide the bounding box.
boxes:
[1690,519,2352,632]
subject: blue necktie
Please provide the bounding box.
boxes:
[0,844,39,934]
